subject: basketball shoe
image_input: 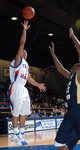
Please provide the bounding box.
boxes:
[19,133,27,145]
[11,133,22,145]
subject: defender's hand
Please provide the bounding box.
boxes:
[49,42,55,55]
[69,28,74,38]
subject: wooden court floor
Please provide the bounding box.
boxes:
[0,129,80,150]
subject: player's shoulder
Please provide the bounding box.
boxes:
[10,58,15,67]
[23,58,29,69]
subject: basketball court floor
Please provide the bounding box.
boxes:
[0,129,80,150]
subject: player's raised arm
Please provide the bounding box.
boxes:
[49,42,70,79]
[15,20,30,66]
[69,28,80,61]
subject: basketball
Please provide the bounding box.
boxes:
[22,6,35,20]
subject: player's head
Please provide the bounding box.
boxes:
[23,50,27,60]
[70,63,80,74]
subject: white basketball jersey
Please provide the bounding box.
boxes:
[10,56,29,86]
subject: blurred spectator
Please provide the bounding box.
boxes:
[52,96,56,106]
[42,110,48,117]
[49,109,56,117]
[57,96,61,103]
[64,100,68,108]
[49,112,53,117]
[61,97,64,104]
[61,111,65,116]
[30,110,37,118]
[35,98,39,103]
[53,105,61,116]
[36,109,42,117]
[54,105,58,112]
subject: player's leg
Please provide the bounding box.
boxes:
[12,116,18,127]
[58,130,79,150]
[19,96,31,145]
[62,106,80,150]
[58,147,69,150]
[66,105,80,150]
[20,115,27,127]
[11,99,23,145]
[19,114,27,145]
[66,129,79,150]
[8,84,22,145]
[54,113,73,149]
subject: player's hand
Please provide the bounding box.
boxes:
[49,42,54,55]
[69,28,74,38]
[21,20,30,31]
[38,83,46,92]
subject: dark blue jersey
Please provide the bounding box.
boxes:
[66,72,80,107]
[55,73,80,149]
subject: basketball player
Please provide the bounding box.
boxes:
[49,28,80,150]
[8,20,46,146]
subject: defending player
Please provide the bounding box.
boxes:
[49,28,80,150]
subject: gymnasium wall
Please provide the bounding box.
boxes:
[0,59,10,83]
[0,59,44,83]
[45,70,68,95]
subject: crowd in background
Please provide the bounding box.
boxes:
[29,91,68,117]
[0,81,68,118]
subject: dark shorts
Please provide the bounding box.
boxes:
[55,105,80,150]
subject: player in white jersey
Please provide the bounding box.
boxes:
[8,20,46,146]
